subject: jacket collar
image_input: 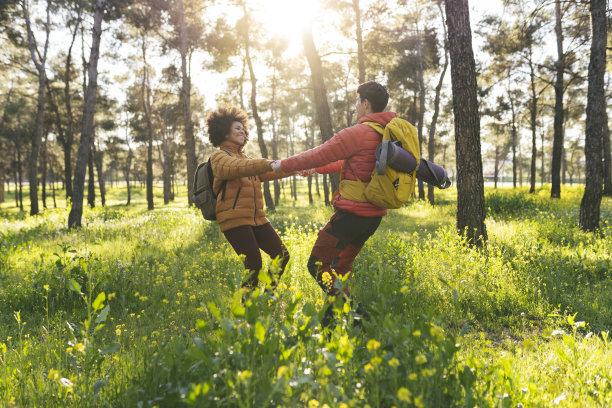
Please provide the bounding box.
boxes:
[219,141,243,154]
[358,111,397,127]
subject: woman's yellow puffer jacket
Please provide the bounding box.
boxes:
[210,141,285,232]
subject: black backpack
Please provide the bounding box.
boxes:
[192,150,230,221]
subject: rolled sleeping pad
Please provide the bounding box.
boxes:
[375,140,451,189]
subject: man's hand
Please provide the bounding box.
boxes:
[271,160,283,173]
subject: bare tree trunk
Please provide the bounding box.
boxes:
[603,110,611,196]
[51,168,56,208]
[63,6,81,200]
[68,0,106,228]
[427,1,448,206]
[303,24,339,199]
[416,22,426,200]
[494,146,499,189]
[509,96,518,188]
[93,142,106,207]
[238,1,275,211]
[125,149,133,206]
[322,174,329,205]
[142,33,154,210]
[178,0,197,206]
[0,166,4,203]
[88,143,95,208]
[445,0,487,245]
[540,129,545,186]
[579,0,606,232]
[17,148,23,211]
[242,23,275,211]
[289,121,297,200]
[270,72,280,206]
[352,0,365,84]
[160,109,171,204]
[22,0,51,216]
[529,52,537,193]
[42,133,47,209]
[551,0,564,198]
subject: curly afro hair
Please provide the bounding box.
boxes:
[206,105,250,147]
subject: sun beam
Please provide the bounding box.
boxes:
[257,0,320,42]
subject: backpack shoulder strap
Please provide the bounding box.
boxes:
[362,121,385,136]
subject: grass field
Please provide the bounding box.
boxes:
[1,182,611,407]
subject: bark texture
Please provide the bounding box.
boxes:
[550,0,564,198]
[445,0,487,245]
[302,25,339,196]
[579,0,606,232]
[68,0,106,228]
[179,0,197,206]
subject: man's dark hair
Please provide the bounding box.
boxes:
[357,81,389,112]
[206,105,250,147]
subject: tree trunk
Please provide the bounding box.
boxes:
[178,0,197,207]
[0,164,4,203]
[603,110,611,196]
[579,0,606,232]
[17,149,23,211]
[94,142,106,207]
[352,0,365,84]
[509,96,518,188]
[22,0,51,216]
[51,169,56,208]
[125,148,133,206]
[63,8,81,200]
[242,25,275,211]
[427,1,448,206]
[322,173,329,205]
[550,0,564,198]
[270,72,280,206]
[142,33,154,211]
[68,0,106,228]
[529,51,537,193]
[88,143,95,208]
[494,146,499,189]
[160,109,171,204]
[541,129,545,186]
[302,24,339,198]
[42,133,47,209]
[445,0,487,245]
[416,22,426,200]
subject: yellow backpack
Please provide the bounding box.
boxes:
[339,118,420,209]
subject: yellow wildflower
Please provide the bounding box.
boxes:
[388,358,400,368]
[397,387,412,402]
[366,339,381,352]
[308,399,319,408]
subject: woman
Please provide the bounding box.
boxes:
[207,105,291,293]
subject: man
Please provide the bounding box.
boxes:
[271,81,395,329]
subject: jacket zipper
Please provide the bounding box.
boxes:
[252,177,257,224]
[232,186,242,210]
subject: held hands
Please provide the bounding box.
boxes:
[271,160,283,173]
[298,169,316,177]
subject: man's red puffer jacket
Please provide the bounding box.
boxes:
[281,111,397,217]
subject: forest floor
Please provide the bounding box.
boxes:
[1,183,611,407]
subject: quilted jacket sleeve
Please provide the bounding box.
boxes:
[280,125,363,172]
[315,160,343,174]
[211,151,272,180]
[259,170,295,182]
